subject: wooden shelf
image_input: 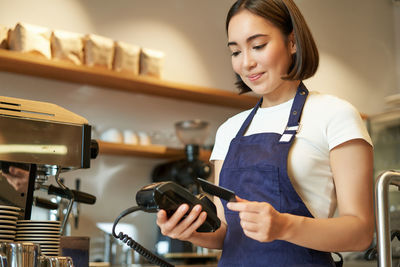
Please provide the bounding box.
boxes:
[0,49,258,109]
[98,140,212,161]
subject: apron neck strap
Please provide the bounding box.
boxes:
[279,82,308,143]
[235,97,263,138]
[286,82,308,127]
[235,82,309,140]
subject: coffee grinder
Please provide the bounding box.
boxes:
[152,119,212,193]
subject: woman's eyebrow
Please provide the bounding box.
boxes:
[227,34,268,47]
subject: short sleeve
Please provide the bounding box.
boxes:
[209,109,251,162]
[326,100,372,150]
[210,122,232,161]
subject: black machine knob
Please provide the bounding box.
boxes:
[90,139,99,159]
[46,184,96,205]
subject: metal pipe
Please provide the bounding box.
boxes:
[54,166,75,235]
[375,170,400,267]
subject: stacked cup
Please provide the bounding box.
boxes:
[0,205,21,242]
[15,220,61,256]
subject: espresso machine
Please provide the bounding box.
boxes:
[0,95,98,224]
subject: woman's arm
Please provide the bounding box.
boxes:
[227,138,374,252]
[156,160,227,249]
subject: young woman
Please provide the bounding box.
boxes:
[157,0,374,266]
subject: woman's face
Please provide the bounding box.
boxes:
[228,9,296,99]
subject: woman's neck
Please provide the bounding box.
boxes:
[260,80,301,108]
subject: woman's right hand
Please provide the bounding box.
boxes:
[156,203,208,241]
[2,166,30,193]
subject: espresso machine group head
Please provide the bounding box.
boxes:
[0,95,98,219]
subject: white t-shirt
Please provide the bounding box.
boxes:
[210,91,372,218]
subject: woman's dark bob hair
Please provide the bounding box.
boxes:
[226,0,319,94]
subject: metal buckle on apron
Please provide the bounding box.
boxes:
[279,124,302,143]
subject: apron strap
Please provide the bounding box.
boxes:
[235,82,309,141]
[279,82,309,143]
[235,97,263,138]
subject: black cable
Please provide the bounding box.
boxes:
[364,246,377,261]
[112,206,174,267]
[364,229,400,261]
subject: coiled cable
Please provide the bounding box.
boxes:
[364,229,400,261]
[112,206,174,267]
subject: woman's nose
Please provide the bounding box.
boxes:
[243,51,256,70]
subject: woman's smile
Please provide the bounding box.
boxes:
[247,72,265,82]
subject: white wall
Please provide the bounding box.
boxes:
[298,0,397,113]
[0,0,398,259]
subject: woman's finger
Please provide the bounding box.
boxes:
[159,204,188,234]
[239,219,259,232]
[235,195,247,202]
[156,209,168,225]
[179,211,207,239]
[172,204,203,235]
[239,211,260,223]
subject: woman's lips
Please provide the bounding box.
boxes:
[247,73,264,82]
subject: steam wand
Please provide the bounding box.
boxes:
[54,166,75,235]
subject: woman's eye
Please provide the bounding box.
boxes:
[231,51,241,57]
[253,43,267,50]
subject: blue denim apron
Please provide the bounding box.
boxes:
[218,83,336,267]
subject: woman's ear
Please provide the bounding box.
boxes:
[288,31,296,54]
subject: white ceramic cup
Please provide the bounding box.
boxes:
[100,128,123,143]
[123,130,139,145]
[138,132,151,145]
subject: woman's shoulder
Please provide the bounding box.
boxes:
[307,91,353,105]
[211,108,253,161]
[217,108,253,133]
[304,91,371,149]
[306,91,359,116]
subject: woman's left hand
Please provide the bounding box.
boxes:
[227,196,288,242]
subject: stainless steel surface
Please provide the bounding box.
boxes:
[39,256,73,267]
[0,254,5,267]
[0,114,89,169]
[54,168,74,235]
[375,170,400,267]
[0,95,92,171]
[0,242,41,267]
